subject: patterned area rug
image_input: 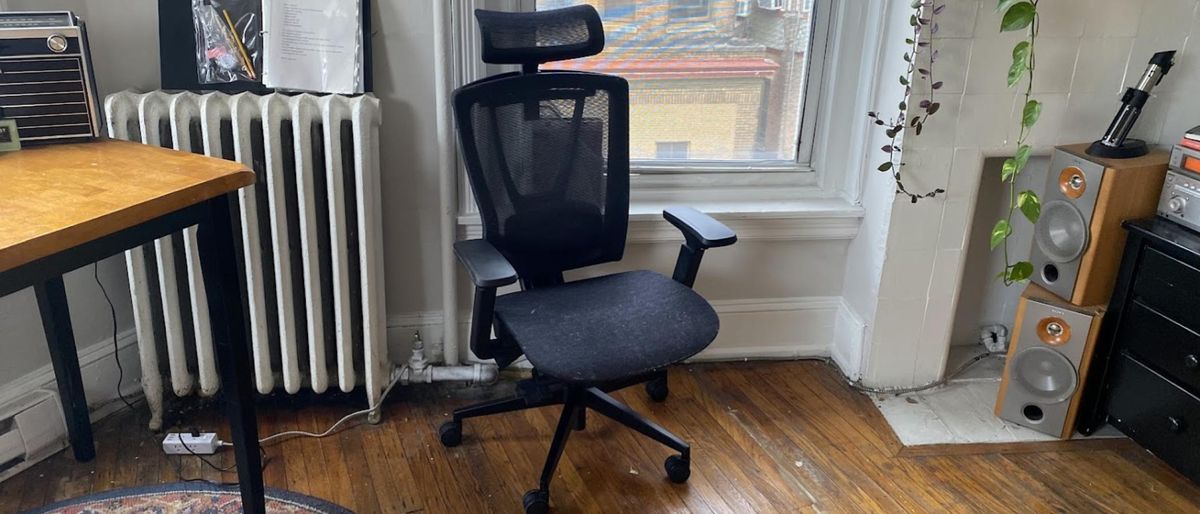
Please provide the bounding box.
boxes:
[24,483,354,514]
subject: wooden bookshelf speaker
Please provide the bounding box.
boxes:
[995,283,1106,438]
[1030,144,1168,306]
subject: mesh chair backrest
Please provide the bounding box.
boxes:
[454,71,630,281]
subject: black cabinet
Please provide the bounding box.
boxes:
[1080,218,1200,483]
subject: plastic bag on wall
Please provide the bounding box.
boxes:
[192,0,262,84]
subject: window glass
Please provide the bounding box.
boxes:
[535,0,819,164]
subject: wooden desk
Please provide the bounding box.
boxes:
[0,140,266,513]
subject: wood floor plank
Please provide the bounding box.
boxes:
[5,361,1200,513]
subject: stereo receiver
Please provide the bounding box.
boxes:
[0,11,102,144]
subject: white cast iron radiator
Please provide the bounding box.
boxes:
[104,91,388,430]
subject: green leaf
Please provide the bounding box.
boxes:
[1007,261,1034,282]
[1001,158,1019,182]
[1018,190,1041,224]
[1022,100,1042,128]
[878,162,893,172]
[990,219,1012,250]
[1014,144,1032,171]
[1011,41,1031,65]
[996,0,1025,12]
[1000,2,1035,32]
[1008,41,1030,87]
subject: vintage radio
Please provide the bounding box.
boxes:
[0,11,102,144]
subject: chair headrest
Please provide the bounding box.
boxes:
[475,5,605,67]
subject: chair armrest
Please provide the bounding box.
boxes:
[663,207,737,249]
[454,239,518,288]
[664,207,737,288]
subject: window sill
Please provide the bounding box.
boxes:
[458,197,864,243]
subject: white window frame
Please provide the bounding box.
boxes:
[452,0,884,206]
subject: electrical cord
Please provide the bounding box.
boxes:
[94,262,138,412]
[842,350,1004,395]
[258,373,402,445]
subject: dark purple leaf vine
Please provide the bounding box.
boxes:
[868,0,946,204]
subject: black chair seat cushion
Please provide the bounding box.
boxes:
[493,270,719,383]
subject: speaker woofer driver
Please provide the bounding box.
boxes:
[1012,346,1078,403]
[1036,200,1089,263]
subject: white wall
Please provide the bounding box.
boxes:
[849,0,1200,388]
[949,155,1050,348]
[0,0,158,408]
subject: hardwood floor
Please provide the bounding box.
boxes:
[2,361,1198,513]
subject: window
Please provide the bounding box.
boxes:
[656,141,691,160]
[668,0,710,20]
[533,0,829,172]
[604,0,637,20]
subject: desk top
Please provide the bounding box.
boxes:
[0,140,254,273]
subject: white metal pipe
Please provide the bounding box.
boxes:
[398,332,496,385]
[434,0,461,365]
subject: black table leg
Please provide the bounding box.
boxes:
[33,276,95,462]
[196,193,265,514]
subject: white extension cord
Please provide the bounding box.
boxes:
[163,371,402,457]
[257,373,403,445]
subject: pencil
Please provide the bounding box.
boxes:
[221,8,257,80]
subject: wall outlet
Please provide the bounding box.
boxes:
[162,432,220,455]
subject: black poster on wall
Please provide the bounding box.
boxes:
[157,0,374,93]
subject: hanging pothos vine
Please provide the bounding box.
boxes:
[867,0,946,203]
[992,0,1040,285]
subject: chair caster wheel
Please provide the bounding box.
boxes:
[438,421,462,447]
[523,489,550,514]
[665,455,690,484]
[646,376,669,402]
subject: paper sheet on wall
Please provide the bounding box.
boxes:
[262,0,363,94]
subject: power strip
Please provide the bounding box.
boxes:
[162,432,221,455]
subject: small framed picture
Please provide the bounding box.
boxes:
[0,119,20,152]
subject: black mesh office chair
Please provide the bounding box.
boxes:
[438,6,737,513]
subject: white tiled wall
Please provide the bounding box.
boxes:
[858,0,1200,387]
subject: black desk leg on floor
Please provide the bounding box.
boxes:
[33,276,95,462]
[197,193,265,514]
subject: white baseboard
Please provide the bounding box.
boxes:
[387,296,842,364]
[0,328,142,422]
[830,299,867,380]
